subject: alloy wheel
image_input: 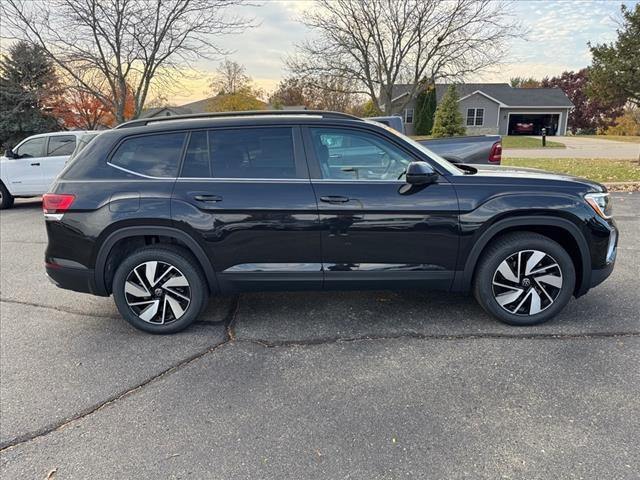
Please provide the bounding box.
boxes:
[491,249,563,316]
[124,261,191,324]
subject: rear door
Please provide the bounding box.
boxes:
[171,126,322,292]
[303,126,459,290]
[41,135,77,189]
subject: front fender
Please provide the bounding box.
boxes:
[453,192,594,295]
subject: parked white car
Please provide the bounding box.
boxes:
[0,131,96,209]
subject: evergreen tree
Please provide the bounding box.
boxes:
[414,84,436,135]
[431,85,466,138]
[588,4,640,107]
[0,41,60,147]
[361,99,382,117]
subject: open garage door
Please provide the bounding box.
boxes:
[508,113,560,136]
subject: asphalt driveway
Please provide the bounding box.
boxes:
[1,194,639,479]
[503,136,640,159]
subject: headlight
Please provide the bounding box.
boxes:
[585,192,613,219]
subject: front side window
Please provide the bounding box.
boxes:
[180,127,297,179]
[309,128,415,181]
[47,135,76,156]
[15,137,45,158]
[405,108,414,124]
[466,108,484,126]
[110,132,186,177]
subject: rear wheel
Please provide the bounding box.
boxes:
[112,246,208,334]
[0,182,14,210]
[474,232,575,326]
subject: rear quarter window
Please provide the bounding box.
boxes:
[109,132,186,178]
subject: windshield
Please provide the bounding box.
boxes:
[365,120,463,175]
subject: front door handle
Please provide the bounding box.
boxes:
[193,194,223,203]
[30,162,40,166]
[320,195,350,204]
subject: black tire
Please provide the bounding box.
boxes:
[112,245,209,334]
[473,232,576,326]
[0,182,14,210]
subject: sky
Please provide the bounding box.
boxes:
[169,0,637,105]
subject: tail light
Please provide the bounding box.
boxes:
[489,141,502,164]
[43,193,75,214]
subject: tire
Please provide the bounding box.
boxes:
[112,245,209,334]
[473,232,576,326]
[0,182,14,210]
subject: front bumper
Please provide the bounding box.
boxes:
[589,221,617,289]
[590,261,615,289]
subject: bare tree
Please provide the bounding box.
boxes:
[210,59,251,95]
[1,0,254,123]
[288,0,520,114]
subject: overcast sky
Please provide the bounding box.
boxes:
[167,0,639,104]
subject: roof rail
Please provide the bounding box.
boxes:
[114,110,362,129]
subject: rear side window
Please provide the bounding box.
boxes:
[110,132,186,177]
[180,127,296,179]
[47,135,76,156]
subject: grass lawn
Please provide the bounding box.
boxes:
[502,136,565,149]
[577,135,640,144]
[504,157,640,183]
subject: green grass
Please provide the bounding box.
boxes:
[577,135,640,144]
[504,157,640,183]
[411,135,433,141]
[501,136,565,149]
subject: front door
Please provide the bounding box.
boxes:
[171,125,322,292]
[303,126,459,290]
[2,136,46,194]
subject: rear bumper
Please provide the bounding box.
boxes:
[45,264,99,295]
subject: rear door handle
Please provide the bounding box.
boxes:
[30,162,40,166]
[193,194,223,202]
[320,195,350,204]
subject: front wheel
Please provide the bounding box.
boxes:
[112,246,209,334]
[474,232,576,326]
[0,182,14,209]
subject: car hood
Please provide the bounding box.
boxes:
[465,164,606,192]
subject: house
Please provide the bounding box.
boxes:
[141,96,275,118]
[387,83,574,136]
[140,97,216,118]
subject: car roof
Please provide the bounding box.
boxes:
[26,130,98,139]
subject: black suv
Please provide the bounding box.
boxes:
[44,111,617,333]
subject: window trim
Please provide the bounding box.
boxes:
[466,108,484,127]
[405,108,414,124]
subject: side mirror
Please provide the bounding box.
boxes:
[406,161,438,185]
[4,148,16,159]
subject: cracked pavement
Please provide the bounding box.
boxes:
[1,194,639,479]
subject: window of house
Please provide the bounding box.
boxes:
[466,108,484,126]
[110,132,186,177]
[47,135,76,156]
[405,108,414,124]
